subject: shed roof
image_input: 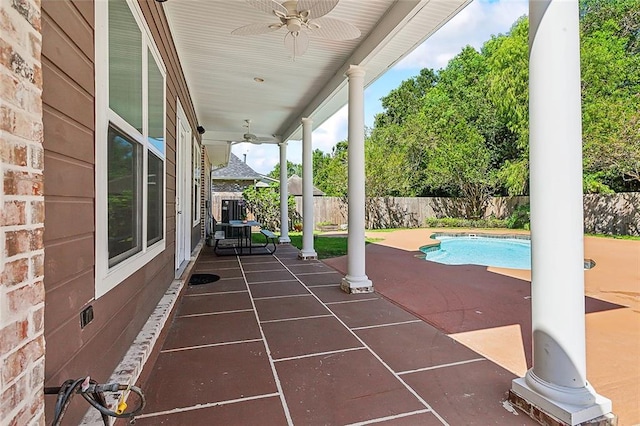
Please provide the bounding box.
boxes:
[288,174,324,196]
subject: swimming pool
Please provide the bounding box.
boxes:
[421,235,531,269]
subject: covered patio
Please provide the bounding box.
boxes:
[129,228,638,425]
[1,0,629,423]
[144,0,615,425]
[134,243,536,425]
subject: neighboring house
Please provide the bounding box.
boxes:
[211,153,264,193]
[287,174,325,196]
[210,153,268,222]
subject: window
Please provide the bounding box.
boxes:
[193,139,201,225]
[147,151,163,245]
[108,126,142,266]
[96,0,166,297]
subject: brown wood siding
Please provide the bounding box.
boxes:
[42,1,201,423]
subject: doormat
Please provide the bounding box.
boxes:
[189,274,221,285]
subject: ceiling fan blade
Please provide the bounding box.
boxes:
[298,0,339,19]
[256,136,276,143]
[246,0,288,16]
[231,22,281,36]
[309,16,360,40]
[284,31,309,58]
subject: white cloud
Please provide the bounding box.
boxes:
[397,0,528,70]
[237,105,350,174]
[231,142,279,175]
[311,105,349,153]
[282,106,350,160]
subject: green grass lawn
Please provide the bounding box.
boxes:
[252,232,382,259]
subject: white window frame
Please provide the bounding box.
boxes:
[193,138,202,226]
[95,0,167,298]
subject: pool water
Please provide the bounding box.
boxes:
[423,235,531,269]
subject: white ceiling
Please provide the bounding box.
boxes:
[163,0,471,165]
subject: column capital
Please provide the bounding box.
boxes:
[301,117,313,125]
[345,64,366,79]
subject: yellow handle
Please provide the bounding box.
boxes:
[116,401,127,415]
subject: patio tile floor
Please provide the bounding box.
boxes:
[402,359,522,425]
[276,349,426,425]
[254,294,332,321]
[178,291,253,316]
[249,280,310,298]
[135,243,539,425]
[162,311,261,350]
[262,316,362,360]
[186,277,247,293]
[354,321,482,372]
[141,341,276,414]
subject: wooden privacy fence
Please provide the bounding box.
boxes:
[292,193,639,236]
[583,192,639,236]
[210,193,639,236]
[292,196,529,229]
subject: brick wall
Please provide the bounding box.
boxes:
[0,0,45,424]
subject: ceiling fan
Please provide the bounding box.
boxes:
[231,0,361,58]
[230,119,277,144]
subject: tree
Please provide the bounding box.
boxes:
[313,141,348,197]
[366,131,405,196]
[310,0,639,212]
[374,68,437,127]
[424,119,496,218]
[312,148,331,190]
[580,0,640,190]
[485,17,530,195]
[581,0,640,54]
[242,183,298,231]
[415,73,497,218]
[267,161,302,180]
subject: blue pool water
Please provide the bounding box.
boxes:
[422,235,531,269]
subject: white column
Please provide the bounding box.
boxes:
[341,65,372,294]
[278,141,291,243]
[510,1,612,424]
[298,117,317,259]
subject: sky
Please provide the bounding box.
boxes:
[232,0,529,175]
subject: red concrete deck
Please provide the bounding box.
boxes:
[325,228,640,425]
[135,230,638,425]
[135,243,539,425]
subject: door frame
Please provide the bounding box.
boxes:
[175,100,192,276]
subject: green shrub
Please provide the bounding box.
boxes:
[506,204,530,229]
[425,217,508,228]
[243,183,298,231]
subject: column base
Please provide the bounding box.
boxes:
[298,249,317,260]
[340,275,373,294]
[510,377,614,425]
[278,236,291,244]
